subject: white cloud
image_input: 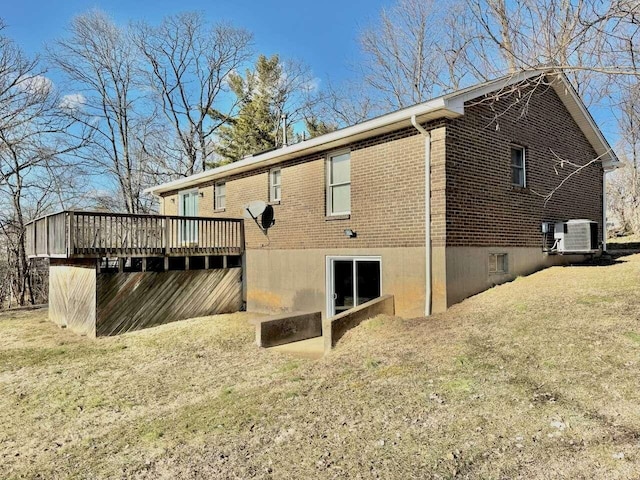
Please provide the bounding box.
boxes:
[304,77,321,93]
[60,93,86,111]
[18,75,53,96]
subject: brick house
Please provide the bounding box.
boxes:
[146,71,619,319]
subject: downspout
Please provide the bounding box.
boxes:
[602,172,607,252]
[411,115,432,316]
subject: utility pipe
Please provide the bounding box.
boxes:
[411,115,432,316]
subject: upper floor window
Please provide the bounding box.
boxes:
[327,151,351,215]
[511,146,526,187]
[269,168,281,202]
[214,181,226,210]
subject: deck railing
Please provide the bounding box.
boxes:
[25,211,245,259]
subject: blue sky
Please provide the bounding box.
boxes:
[1,0,621,143]
[2,0,390,86]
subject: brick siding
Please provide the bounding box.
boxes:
[160,83,603,252]
[162,127,431,250]
[445,84,603,247]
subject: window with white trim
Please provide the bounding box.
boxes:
[489,253,508,274]
[327,151,350,215]
[511,146,526,187]
[214,181,226,210]
[269,168,281,202]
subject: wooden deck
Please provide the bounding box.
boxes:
[25,211,245,259]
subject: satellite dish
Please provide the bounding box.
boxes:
[261,205,275,230]
[243,200,267,219]
[243,200,275,233]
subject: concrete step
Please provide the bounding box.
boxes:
[268,336,324,360]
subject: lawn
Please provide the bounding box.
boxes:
[1,254,640,479]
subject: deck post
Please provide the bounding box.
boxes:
[204,256,210,270]
[142,257,147,272]
[118,257,125,273]
[164,257,169,271]
[222,255,228,269]
[67,211,75,257]
[239,219,246,254]
[45,216,50,257]
[32,220,37,258]
[185,257,190,271]
[164,217,170,257]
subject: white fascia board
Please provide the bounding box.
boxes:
[443,69,545,107]
[446,69,620,171]
[145,68,619,195]
[145,98,462,195]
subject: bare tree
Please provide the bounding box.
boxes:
[313,79,377,127]
[463,0,640,102]
[608,82,640,234]
[134,12,253,174]
[50,10,156,214]
[0,21,89,306]
[356,0,640,112]
[359,0,465,110]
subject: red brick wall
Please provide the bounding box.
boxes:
[160,84,603,252]
[445,84,603,247]
[162,127,432,250]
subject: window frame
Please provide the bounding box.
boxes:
[269,167,282,202]
[510,145,526,188]
[488,253,509,275]
[326,149,351,216]
[214,181,226,211]
[178,188,199,217]
[325,255,382,317]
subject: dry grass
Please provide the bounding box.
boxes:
[2,255,640,479]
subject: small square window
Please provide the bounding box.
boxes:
[489,253,508,274]
[511,146,526,187]
[214,181,226,210]
[269,168,281,202]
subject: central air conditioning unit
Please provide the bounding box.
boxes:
[554,219,599,254]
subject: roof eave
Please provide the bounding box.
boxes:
[145,99,463,195]
[146,69,620,195]
[548,73,620,170]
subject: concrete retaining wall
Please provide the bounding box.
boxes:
[445,247,589,307]
[246,248,424,319]
[254,311,322,347]
[324,294,395,352]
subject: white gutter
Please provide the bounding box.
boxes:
[411,115,432,316]
[145,97,462,195]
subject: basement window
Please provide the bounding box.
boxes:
[511,146,526,187]
[489,253,508,274]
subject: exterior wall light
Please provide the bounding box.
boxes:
[344,229,357,238]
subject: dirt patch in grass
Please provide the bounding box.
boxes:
[2,255,640,478]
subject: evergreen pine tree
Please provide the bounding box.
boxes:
[214,55,294,163]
